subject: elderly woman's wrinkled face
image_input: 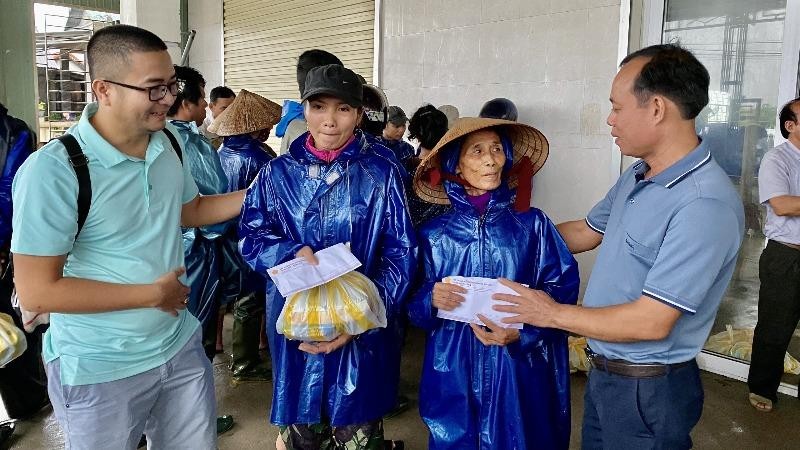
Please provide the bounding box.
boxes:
[457,129,506,195]
[304,95,361,151]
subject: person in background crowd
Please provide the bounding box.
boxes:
[478,97,518,121]
[437,104,459,129]
[200,86,235,149]
[356,85,414,420]
[209,89,282,382]
[494,44,744,450]
[0,103,44,447]
[409,117,578,449]
[357,83,409,175]
[240,64,414,450]
[276,49,342,154]
[747,97,800,412]
[358,83,390,142]
[11,25,246,449]
[379,106,415,169]
[406,104,451,226]
[168,64,235,435]
[200,86,236,354]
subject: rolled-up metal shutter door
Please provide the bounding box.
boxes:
[223,0,375,149]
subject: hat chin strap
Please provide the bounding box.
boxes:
[508,157,534,212]
[423,156,534,213]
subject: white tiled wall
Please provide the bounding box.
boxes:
[121,0,182,63]
[188,0,224,93]
[121,0,223,94]
[381,0,626,291]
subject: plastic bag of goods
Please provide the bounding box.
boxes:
[705,325,800,375]
[0,312,27,368]
[568,336,591,373]
[276,270,387,341]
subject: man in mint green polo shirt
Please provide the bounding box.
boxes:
[11,25,246,449]
[494,45,744,449]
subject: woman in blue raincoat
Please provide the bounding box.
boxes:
[239,64,415,450]
[210,89,282,380]
[408,117,579,450]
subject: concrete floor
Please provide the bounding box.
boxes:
[4,322,800,450]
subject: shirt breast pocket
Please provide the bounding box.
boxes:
[625,233,659,265]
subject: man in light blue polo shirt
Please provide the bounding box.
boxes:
[11,25,246,449]
[494,45,744,449]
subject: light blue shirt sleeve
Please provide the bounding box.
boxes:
[11,146,79,256]
[642,198,742,314]
[586,174,624,234]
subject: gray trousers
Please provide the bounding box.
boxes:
[46,329,216,450]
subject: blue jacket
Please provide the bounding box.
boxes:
[408,134,579,450]
[170,119,231,326]
[377,136,415,165]
[0,104,35,247]
[218,134,276,192]
[239,129,417,426]
[170,120,229,238]
[275,100,304,138]
[218,134,276,296]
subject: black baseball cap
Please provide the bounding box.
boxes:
[387,106,408,126]
[301,64,363,108]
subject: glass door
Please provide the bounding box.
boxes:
[641,0,800,393]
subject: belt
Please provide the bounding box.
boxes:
[586,348,692,378]
[772,240,800,251]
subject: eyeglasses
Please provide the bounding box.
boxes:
[102,79,181,102]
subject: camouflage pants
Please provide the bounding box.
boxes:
[279,420,385,450]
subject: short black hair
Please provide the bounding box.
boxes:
[620,44,710,120]
[296,49,342,96]
[168,65,206,116]
[209,86,235,104]
[409,104,449,150]
[779,97,800,139]
[87,24,167,80]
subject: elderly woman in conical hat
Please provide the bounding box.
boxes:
[407,117,580,450]
[210,89,281,193]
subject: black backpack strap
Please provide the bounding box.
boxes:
[56,134,91,237]
[162,128,183,164]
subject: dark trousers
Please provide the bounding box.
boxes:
[230,291,266,372]
[748,240,800,401]
[581,360,704,450]
[0,266,48,419]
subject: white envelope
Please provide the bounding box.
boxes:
[266,243,362,297]
[436,276,524,329]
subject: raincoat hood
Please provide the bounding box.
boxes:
[437,129,515,215]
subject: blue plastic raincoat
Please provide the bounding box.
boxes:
[239,129,417,426]
[170,120,231,327]
[0,104,35,247]
[408,132,579,450]
[377,136,415,165]
[218,134,276,193]
[218,134,276,296]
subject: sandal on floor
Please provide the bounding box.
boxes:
[384,439,404,449]
[749,393,773,412]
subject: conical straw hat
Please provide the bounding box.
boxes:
[208,89,282,136]
[413,117,549,205]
